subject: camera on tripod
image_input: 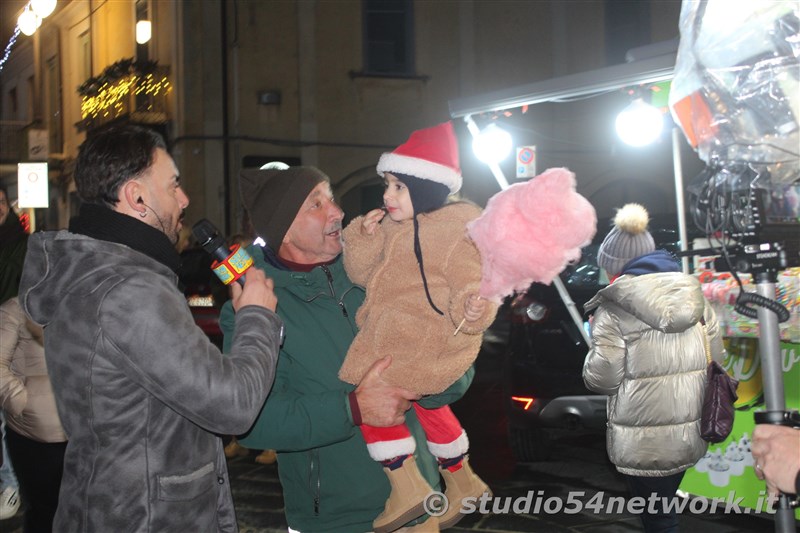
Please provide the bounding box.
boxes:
[688,163,800,274]
[670,2,800,527]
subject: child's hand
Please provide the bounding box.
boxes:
[463,295,486,322]
[361,208,386,236]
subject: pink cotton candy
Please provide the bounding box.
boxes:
[466,167,597,302]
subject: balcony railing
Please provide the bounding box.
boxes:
[77,61,171,132]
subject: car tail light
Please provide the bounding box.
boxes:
[511,396,534,410]
[510,293,549,324]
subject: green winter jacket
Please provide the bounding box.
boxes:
[220,246,474,533]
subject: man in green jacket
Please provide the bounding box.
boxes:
[220,166,474,532]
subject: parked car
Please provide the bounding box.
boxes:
[502,222,686,462]
[176,246,229,349]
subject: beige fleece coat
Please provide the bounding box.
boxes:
[0,297,66,443]
[339,202,498,394]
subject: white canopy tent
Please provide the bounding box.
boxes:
[449,44,676,117]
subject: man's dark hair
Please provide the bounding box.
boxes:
[74,125,167,207]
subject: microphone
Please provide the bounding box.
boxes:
[192,219,253,286]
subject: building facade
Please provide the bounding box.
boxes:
[0,0,687,236]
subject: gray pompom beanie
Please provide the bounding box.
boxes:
[597,203,655,277]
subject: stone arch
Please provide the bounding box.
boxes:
[334,165,384,224]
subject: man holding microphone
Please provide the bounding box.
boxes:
[18,125,282,532]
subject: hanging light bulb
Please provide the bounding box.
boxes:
[18,8,40,36]
[136,20,152,44]
[472,123,513,164]
[31,0,57,19]
[616,98,664,147]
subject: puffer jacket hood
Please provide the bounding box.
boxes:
[584,272,705,333]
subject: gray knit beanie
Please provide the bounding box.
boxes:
[239,166,329,252]
[597,203,655,277]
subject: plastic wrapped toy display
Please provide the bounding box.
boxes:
[669,0,799,186]
[670,0,800,271]
[669,3,800,526]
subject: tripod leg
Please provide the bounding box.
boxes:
[754,274,797,533]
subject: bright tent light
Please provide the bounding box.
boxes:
[472,123,513,164]
[18,9,40,36]
[31,0,57,19]
[615,98,664,147]
[136,20,152,45]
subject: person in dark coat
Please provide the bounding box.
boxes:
[0,185,28,305]
[18,125,284,532]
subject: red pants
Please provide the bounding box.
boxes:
[360,404,469,461]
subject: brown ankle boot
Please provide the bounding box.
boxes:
[223,438,249,459]
[373,455,433,533]
[438,456,491,530]
[254,449,277,465]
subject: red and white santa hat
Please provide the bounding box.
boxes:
[376,121,462,194]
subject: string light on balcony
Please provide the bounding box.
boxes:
[81,74,172,120]
[81,77,138,119]
[133,73,171,97]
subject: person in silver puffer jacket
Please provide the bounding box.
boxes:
[583,204,726,533]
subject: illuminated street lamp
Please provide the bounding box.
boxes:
[31,0,57,18]
[18,7,41,36]
[18,0,57,37]
[136,20,152,44]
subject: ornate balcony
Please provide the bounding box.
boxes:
[77,59,171,132]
